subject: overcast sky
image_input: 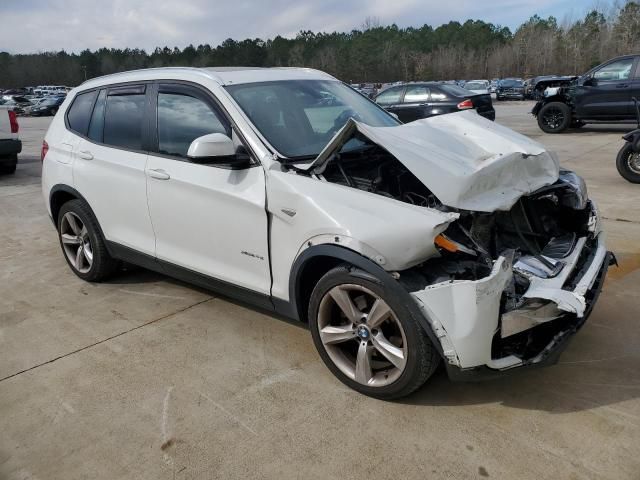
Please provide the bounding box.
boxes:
[0,0,602,54]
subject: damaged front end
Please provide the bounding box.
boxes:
[285,111,611,378]
[409,172,611,376]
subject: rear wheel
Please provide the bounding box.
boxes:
[538,102,571,133]
[616,143,640,184]
[309,265,439,399]
[57,199,118,281]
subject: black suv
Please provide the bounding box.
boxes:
[374,82,495,122]
[533,55,640,133]
[496,78,525,101]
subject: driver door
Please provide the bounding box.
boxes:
[575,57,637,120]
[145,82,271,296]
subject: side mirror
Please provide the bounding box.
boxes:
[583,76,597,87]
[187,133,251,167]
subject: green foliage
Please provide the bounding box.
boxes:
[1,1,639,87]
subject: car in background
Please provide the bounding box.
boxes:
[523,78,535,99]
[0,96,33,115]
[489,79,499,93]
[533,54,640,133]
[0,105,21,174]
[496,78,525,101]
[30,96,65,116]
[375,82,495,122]
[464,80,490,94]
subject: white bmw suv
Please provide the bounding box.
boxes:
[42,67,612,399]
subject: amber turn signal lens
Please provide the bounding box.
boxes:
[434,234,459,253]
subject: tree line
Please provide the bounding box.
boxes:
[1,1,639,89]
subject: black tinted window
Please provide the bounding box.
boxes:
[375,86,403,105]
[88,89,106,142]
[103,91,146,150]
[157,92,227,157]
[67,90,97,135]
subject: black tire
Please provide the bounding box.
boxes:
[616,143,640,184]
[537,102,571,133]
[57,199,118,281]
[308,265,439,400]
[0,155,17,174]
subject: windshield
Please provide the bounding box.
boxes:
[226,80,399,159]
[500,79,523,87]
[465,82,487,90]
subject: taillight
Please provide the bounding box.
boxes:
[457,99,474,110]
[8,110,19,133]
[41,140,49,162]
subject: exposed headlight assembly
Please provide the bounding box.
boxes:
[558,170,588,210]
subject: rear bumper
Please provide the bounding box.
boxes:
[497,91,525,99]
[478,110,496,121]
[0,139,21,158]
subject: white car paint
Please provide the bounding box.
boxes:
[41,67,608,377]
[302,112,559,212]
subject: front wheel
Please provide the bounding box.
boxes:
[616,143,640,184]
[537,102,571,133]
[309,265,439,400]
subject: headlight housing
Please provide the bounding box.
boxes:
[558,170,588,210]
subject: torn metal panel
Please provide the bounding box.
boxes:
[516,234,607,317]
[411,255,513,369]
[298,110,559,212]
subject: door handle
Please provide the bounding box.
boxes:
[147,168,170,180]
[78,150,93,160]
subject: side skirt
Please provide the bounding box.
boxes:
[106,241,297,319]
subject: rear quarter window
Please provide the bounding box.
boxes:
[67,90,98,135]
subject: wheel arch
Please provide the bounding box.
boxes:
[288,244,444,356]
[49,185,108,246]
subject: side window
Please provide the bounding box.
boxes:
[403,85,429,103]
[375,87,403,105]
[594,58,634,81]
[88,89,106,142]
[103,87,146,150]
[430,88,446,101]
[67,90,98,135]
[157,92,228,158]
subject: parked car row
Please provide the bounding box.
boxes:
[0,92,66,116]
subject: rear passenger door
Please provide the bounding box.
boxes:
[399,85,430,123]
[145,82,271,296]
[374,86,406,120]
[73,84,156,256]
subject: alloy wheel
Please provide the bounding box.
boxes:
[542,107,564,129]
[317,284,408,387]
[60,212,93,273]
[626,151,640,174]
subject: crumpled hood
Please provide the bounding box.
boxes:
[304,110,560,212]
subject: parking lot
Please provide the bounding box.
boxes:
[1,103,639,479]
